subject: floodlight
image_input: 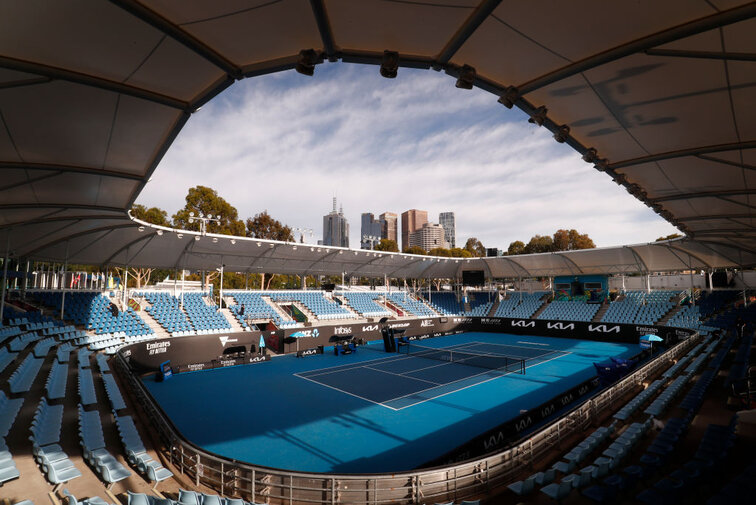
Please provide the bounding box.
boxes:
[582,148,598,163]
[380,51,399,78]
[189,211,194,217]
[137,226,145,232]
[295,49,318,76]
[177,233,183,239]
[156,230,163,236]
[212,237,218,243]
[230,239,236,244]
[195,236,200,241]
[292,246,297,250]
[455,65,476,89]
[497,86,519,109]
[553,124,570,143]
[528,106,547,126]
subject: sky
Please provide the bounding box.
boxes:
[136,62,678,251]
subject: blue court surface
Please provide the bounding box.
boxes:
[142,332,636,473]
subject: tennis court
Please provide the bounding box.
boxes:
[143,331,636,473]
[296,340,570,409]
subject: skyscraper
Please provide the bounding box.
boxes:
[439,212,456,248]
[360,213,381,249]
[409,222,449,251]
[322,197,349,248]
[401,209,428,251]
[379,212,397,243]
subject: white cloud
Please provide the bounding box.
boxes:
[137,64,678,250]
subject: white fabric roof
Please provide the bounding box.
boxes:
[1,1,754,276]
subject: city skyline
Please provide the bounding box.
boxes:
[137,64,678,251]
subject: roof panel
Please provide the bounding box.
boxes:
[327,0,477,57]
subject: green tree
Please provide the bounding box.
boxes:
[523,234,554,254]
[450,247,473,258]
[374,239,399,252]
[553,229,596,251]
[507,240,526,255]
[656,233,682,241]
[404,245,427,255]
[246,211,294,241]
[172,186,245,236]
[131,204,171,226]
[428,247,453,257]
[464,237,486,257]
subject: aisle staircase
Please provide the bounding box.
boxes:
[592,303,610,322]
[220,308,246,332]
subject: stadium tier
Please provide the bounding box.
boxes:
[338,291,393,318]
[266,291,355,320]
[421,291,462,316]
[537,299,601,322]
[387,292,437,317]
[227,291,299,329]
[495,292,548,319]
[181,292,232,332]
[601,290,680,325]
[140,291,194,336]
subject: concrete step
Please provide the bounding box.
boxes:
[220,308,246,332]
[136,307,170,339]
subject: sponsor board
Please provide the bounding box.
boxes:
[248,354,271,364]
[219,359,237,367]
[361,324,379,332]
[546,322,575,331]
[480,318,502,326]
[147,341,170,355]
[296,347,323,358]
[588,324,621,334]
[219,336,238,347]
[420,319,435,327]
[511,320,536,328]
[333,326,353,335]
[289,329,320,338]
[635,326,657,335]
[453,317,473,323]
[389,322,410,329]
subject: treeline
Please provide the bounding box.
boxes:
[506,229,595,255]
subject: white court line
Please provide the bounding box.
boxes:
[386,350,573,409]
[295,373,400,411]
[517,340,552,346]
[363,366,441,386]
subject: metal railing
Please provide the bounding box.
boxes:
[115,332,698,504]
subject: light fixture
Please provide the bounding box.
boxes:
[455,64,476,89]
[553,124,570,143]
[257,242,261,247]
[581,148,598,163]
[594,158,609,172]
[310,247,314,251]
[137,226,145,232]
[177,233,183,239]
[230,239,236,244]
[295,49,319,76]
[528,106,547,126]
[195,236,200,241]
[212,237,218,243]
[156,230,163,236]
[292,245,297,250]
[497,86,519,109]
[380,50,399,78]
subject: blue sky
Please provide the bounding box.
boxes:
[136,62,678,250]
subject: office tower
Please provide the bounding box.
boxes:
[401,209,428,251]
[439,212,456,248]
[409,222,449,251]
[379,212,397,243]
[322,197,349,247]
[360,213,382,249]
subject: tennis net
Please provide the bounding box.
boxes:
[399,342,526,374]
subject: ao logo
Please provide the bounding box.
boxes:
[547,322,574,330]
[420,319,435,327]
[588,324,621,333]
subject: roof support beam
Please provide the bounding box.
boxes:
[0,161,144,181]
[0,203,126,213]
[309,0,337,60]
[625,246,649,274]
[650,189,756,203]
[516,3,756,95]
[436,0,502,65]
[500,257,532,277]
[677,213,755,222]
[23,223,136,258]
[697,154,756,172]
[557,253,584,275]
[101,232,158,266]
[664,244,711,270]
[0,171,64,193]
[609,140,756,170]
[0,55,188,110]
[644,48,756,62]
[109,0,242,78]
[0,214,127,230]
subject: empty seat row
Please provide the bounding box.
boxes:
[101,373,126,411]
[33,336,57,358]
[78,367,97,406]
[0,346,18,374]
[0,437,20,486]
[77,405,131,486]
[45,360,69,400]
[8,353,44,393]
[0,391,24,438]
[8,331,42,351]
[613,379,664,421]
[644,375,688,416]
[113,413,173,483]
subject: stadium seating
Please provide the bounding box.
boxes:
[142,291,194,336]
[8,353,44,393]
[387,293,436,317]
[667,305,702,329]
[538,300,600,322]
[420,291,461,316]
[77,404,131,486]
[602,290,679,325]
[30,398,82,486]
[495,292,547,319]
[113,413,173,483]
[266,291,355,320]
[340,291,394,317]
[228,291,300,329]
[180,292,232,333]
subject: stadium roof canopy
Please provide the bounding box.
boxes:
[1,0,755,278]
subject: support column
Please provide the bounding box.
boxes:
[219,263,224,309]
[0,234,9,322]
[60,243,69,320]
[180,267,185,310]
[123,268,129,309]
[689,268,695,306]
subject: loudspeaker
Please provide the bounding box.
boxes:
[322,283,336,292]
